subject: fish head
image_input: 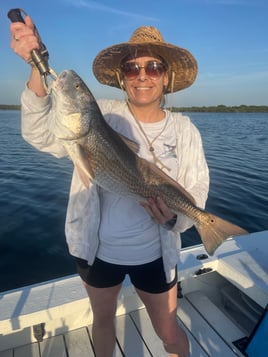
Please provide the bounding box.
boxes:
[50,70,94,140]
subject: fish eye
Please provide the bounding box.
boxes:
[74,83,80,90]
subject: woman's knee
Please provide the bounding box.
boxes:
[82,282,121,322]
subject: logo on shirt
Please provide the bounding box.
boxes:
[159,144,177,159]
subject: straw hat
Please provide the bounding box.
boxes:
[93,26,198,93]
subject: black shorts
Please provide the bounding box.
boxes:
[75,257,177,294]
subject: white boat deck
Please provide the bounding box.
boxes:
[0,288,247,357]
[1,231,267,357]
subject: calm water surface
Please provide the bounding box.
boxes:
[1,110,268,292]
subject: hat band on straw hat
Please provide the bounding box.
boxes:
[93,26,198,93]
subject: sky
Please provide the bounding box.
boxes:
[0,0,267,107]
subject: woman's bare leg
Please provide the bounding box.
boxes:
[83,282,122,357]
[136,284,189,357]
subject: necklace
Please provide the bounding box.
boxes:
[128,102,171,171]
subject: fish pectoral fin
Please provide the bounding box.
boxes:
[65,143,95,188]
[196,213,248,256]
[138,158,196,205]
[119,134,140,154]
[74,164,92,188]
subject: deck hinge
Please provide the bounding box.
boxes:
[177,281,183,299]
[33,323,46,342]
[194,267,213,276]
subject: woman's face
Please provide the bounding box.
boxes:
[121,56,169,108]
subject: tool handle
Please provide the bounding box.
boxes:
[8,8,25,23]
[8,8,50,76]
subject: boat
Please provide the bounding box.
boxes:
[0,230,267,356]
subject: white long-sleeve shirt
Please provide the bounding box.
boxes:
[21,85,209,282]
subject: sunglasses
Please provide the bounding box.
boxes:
[120,61,167,80]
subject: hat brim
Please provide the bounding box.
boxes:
[93,41,198,93]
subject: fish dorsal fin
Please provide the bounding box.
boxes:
[118,134,140,154]
[138,157,196,205]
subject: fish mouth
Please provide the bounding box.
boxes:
[52,70,69,91]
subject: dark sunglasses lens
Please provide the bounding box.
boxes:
[146,62,165,78]
[122,63,139,79]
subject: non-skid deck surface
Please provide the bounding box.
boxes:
[0,291,246,357]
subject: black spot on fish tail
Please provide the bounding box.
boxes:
[196,213,248,255]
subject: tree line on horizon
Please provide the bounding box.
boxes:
[172,104,268,113]
[1,103,268,113]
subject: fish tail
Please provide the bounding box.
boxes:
[196,213,248,256]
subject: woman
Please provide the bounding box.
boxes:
[10,18,209,357]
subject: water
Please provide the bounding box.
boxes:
[1,111,268,292]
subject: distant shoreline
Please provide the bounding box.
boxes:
[172,105,268,113]
[173,105,268,113]
[1,104,268,113]
[0,105,21,110]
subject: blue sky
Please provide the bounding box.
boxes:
[0,0,267,106]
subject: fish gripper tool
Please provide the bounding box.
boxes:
[8,8,58,93]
